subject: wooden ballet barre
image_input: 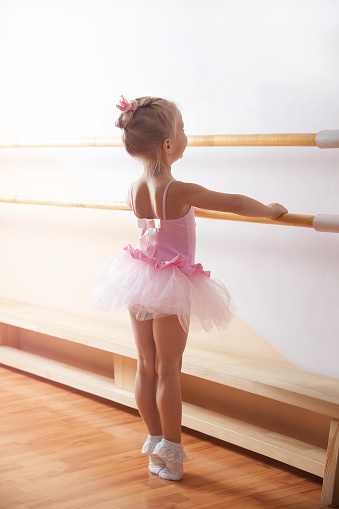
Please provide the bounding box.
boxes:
[188,134,317,147]
[0,195,130,211]
[0,138,123,148]
[0,130,338,148]
[193,208,314,228]
[1,194,339,232]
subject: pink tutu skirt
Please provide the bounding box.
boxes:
[91,244,235,333]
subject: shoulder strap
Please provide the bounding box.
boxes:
[162,180,175,219]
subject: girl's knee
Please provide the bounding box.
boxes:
[155,358,182,378]
[137,358,157,378]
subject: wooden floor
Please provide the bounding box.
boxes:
[0,365,325,509]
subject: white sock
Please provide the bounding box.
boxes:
[153,438,187,481]
[141,435,166,475]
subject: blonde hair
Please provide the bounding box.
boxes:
[115,96,179,175]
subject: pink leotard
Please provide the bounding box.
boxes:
[131,180,196,264]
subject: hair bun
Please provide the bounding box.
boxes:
[114,96,179,175]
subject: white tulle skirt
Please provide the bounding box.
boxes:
[91,244,235,334]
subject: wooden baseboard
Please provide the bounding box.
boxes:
[0,345,136,409]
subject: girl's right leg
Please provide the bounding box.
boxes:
[153,314,188,443]
[152,315,188,480]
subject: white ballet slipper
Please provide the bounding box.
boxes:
[153,438,187,481]
[141,435,166,475]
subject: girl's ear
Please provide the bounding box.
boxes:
[162,138,171,154]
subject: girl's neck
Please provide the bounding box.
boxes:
[143,162,173,181]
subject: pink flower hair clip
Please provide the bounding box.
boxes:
[116,95,137,114]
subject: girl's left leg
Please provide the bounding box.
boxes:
[129,312,162,435]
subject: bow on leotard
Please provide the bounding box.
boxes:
[137,218,161,258]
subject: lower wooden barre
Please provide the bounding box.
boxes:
[0,195,130,211]
[193,208,314,228]
[0,194,316,229]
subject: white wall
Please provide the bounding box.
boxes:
[0,0,338,376]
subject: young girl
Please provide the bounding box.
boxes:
[92,96,288,481]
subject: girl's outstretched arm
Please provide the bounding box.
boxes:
[175,183,288,220]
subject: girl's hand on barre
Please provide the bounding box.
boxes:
[267,203,288,219]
